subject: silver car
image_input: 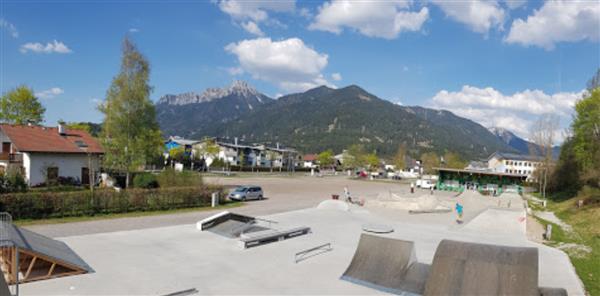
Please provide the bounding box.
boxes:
[228,186,264,201]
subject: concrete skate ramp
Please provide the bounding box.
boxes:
[463,208,526,235]
[341,234,429,294]
[317,200,350,211]
[197,211,267,238]
[423,239,539,296]
[369,194,450,213]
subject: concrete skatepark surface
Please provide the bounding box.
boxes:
[18,176,585,295]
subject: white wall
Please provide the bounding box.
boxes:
[24,153,101,186]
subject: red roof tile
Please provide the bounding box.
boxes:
[303,154,317,161]
[0,124,104,154]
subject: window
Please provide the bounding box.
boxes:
[47,167,59,183]
[81,167,90,185]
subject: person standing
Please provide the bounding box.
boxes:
[410,182,415,194]
[344,186,352,203]
[455,202,464,224]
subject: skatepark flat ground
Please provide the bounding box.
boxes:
[25,175,459,238]
[19,176,585,295]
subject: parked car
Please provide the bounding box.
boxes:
[228,186,264,201]
[419,179,437,189]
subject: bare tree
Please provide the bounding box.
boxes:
[529,114,559,200]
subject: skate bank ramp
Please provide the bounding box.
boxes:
[423,239,539,296]
[341,233,429,294]
[463,208,527,236]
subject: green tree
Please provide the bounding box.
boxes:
[0,85,45,125]
[99,37,162,188]
[586,68,600,93]
[443,151,467,169]
[66,122,102,137]
[169,146,186,164]
[572,89,600,188]
[343,144,367,169]
[393,145,407,171]
[194,139,221,171]
[366,153,380,171]
[317,149,335,169]
[421,152,440,174]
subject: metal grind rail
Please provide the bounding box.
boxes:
[294,243,333,263]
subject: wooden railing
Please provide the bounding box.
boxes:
[0,153,23,163]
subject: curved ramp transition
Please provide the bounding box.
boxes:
[341,233,429,294]
[423,239,538,296]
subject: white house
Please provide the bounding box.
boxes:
[487,151,543,182]
[0,124,103,186]
[192,137,297,169]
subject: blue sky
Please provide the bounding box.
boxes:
[1,0,599,140]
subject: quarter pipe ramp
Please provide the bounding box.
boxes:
[423,239,539,296]
[341,233,429,294]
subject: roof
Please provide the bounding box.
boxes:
[0,124,103,154]
[303,154,317,161]
[434,167,528,178]
[0,221,93,273]
[488,151,543,162]
[167,136,200,146]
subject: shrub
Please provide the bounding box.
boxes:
[133,173,159,189]
[0,168,28,193]
[157,169,202,188]
[0,185,225,220]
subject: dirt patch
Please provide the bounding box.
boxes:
[555,242,592,258]
[526,215,545,243]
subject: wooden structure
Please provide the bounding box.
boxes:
[0,221,92,285]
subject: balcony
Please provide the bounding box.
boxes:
[0,153,23,163]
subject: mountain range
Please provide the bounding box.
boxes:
[156,81,524,160]
[488,127,560,159]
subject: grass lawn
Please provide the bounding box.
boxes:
[14,201,243,227]
[532,195,600,296]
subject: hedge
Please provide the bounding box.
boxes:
[0,185,224,220]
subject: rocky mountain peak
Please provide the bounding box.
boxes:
[157,80,265,106]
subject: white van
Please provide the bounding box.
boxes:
[420,179,436,189]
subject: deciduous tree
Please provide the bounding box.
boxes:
[530,114,559,199]
[317,149,335,169]
[0,86,45,125]
[420,152,440,174]
[393,145,407,171]
[99,37,162,188]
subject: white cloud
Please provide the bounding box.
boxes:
[20,40,72,54]
[35,87,64,99]
[309,0,429,39]
[430,85,585,139]
[505,0,600,50]
[217,0,295,35]
[331,72,342,81]
[225,37,333,92]
[241,21,264,36]
[403,66,409,72]
[431,0,505,34]
[0,18,18,38]
[129,28,139,33]
[218,0,295,21]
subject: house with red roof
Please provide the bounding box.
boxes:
[0,123,104,186]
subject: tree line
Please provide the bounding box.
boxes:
[544,69,600,204]
[314,143,466,173]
